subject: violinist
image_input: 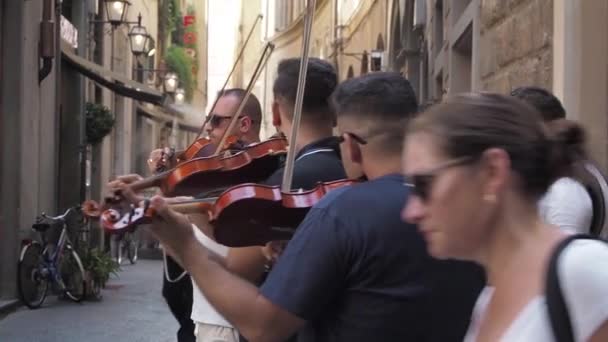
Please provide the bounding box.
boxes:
[205,88,262,148]
[138,73,485,341]
[146,89,264,342]
[222,57,346,286]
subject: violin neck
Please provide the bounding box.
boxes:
[169,198,216,215]
[130,172,167,192]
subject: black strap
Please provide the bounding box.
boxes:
[545,234,603,342]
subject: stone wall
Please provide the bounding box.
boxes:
[479,0,553,92]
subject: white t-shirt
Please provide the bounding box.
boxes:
[539,177,593,234]
[464,239,608,341]
[190,224,233,327]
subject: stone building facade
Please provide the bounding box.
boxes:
[234,0,390,139]
[389,0,608,170]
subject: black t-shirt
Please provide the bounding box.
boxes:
[263,137,346,189]
[260,174,485,342]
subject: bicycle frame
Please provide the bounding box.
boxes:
[40,224,74,283]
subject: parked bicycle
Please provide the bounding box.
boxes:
[17,206,86,309]
[114,228,138,265]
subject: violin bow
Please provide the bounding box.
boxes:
[187,14,264,149]
[281,0,316,192]
[214,42,275,155]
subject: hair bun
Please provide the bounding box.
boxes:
[546,119,587,179]
[547,119,585,147]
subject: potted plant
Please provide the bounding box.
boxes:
[79,247,120,300]
[85,102,115,145]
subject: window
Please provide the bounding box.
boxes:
[347,66,355,79]
[433,0,444,59]
[451,23,472,93]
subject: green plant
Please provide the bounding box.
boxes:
[165,45,195,101]
[80,248,120,287]
[85,102,115,145]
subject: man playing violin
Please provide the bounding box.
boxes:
[205,88,262,148]
[223,57,346,288]
[132,73,486,341]
[146,89,264,342]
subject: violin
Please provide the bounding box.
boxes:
[106,43,278,204]
[100,179,358,247]
[154,135,240,173]
[210,179,359,247]
[81,200,102,218]
[109,136,287,202]
[100,197,216,232]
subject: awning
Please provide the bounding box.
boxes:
[137,104,200,133]
[61,45,165,105]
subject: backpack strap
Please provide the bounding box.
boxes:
[545,234,602,342]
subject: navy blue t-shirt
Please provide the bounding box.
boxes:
[263,137,346,190]
[260,174,485,341]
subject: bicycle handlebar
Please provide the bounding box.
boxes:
[38,205,80,224]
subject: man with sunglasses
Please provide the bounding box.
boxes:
[139,72,484,341]
[143,88,264,342]
[204,88,263,148]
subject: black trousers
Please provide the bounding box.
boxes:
[162,254,196,342]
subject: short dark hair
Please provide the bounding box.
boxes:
[510,86,566,121]
[331,72,419,153]
[217,88,262,126]
[272,57,337,124]
[408,92,586,198]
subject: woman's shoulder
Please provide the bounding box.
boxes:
[558,237,608,341]
[559,238,608,275]
[547,177,590,199]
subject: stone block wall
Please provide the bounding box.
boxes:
[479,0,553,93]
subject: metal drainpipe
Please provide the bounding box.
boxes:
[39,0,55,83]
[54,0,62,213]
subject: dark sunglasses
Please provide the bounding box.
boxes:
[404,156,475,202]
[209,115,245,128]
[336,132,368,145]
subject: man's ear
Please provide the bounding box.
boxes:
[344,133,362,165]
[239,116,252,134]
[272,101,281,127]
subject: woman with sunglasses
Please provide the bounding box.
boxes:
[401,93,608,341]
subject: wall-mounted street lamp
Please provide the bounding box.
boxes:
[128,14,151,56]
[174,88,186,105]
[164,72,179,94]
[104,0,131,27]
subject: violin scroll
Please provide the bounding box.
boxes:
[81,200,102,218]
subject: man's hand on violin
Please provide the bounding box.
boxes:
[105,174,145,205]
[147,147,174,173]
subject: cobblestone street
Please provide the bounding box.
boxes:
[0,260,178,342]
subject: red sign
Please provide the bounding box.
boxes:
[184,15,195,27]
[183,32,196,44]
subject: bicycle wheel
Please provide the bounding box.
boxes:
[58,246,86,302]
[17,242,49,309]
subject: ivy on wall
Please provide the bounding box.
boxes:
[165,45,194,101]
[162,0,199,102]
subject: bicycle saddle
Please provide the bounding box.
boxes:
[32,215,61,231]
[32,222,51,231]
